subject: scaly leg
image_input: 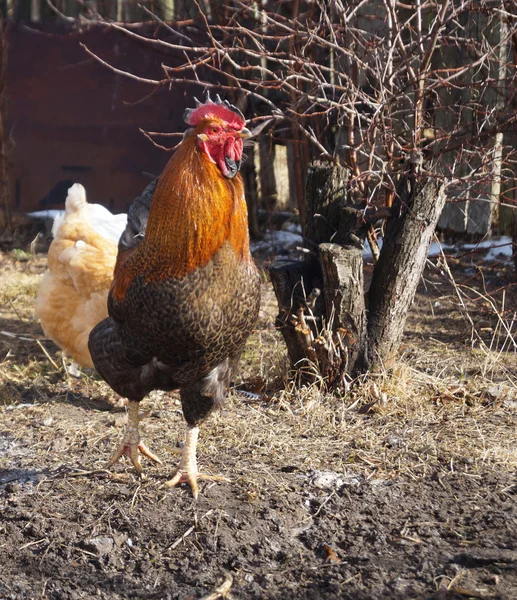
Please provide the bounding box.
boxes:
[106,400,162,477]
[165,426,230,499]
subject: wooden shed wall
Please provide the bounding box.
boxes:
[7,22,191,214]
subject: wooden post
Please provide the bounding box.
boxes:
[241,143,260,238]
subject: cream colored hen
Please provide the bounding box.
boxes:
[35,184,126,368]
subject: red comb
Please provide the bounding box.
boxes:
[184,93,246,130]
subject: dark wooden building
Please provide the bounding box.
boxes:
[8,22,191,213]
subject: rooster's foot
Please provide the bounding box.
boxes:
[106,440,162,477]
[106,400,161,477]
[165,469,230,499]
[164,425,229,499]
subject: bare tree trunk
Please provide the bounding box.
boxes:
[367,169,446,368]
[269,259,321,374]
[318,244,366,375]
[303,162,348,243]
[258,135,277,211]
[489,9,509,233]
[242,143,260,238]
[0,14,10,232]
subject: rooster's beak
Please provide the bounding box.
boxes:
[238,127,252,139]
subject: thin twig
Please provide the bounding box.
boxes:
[199,574,233,600]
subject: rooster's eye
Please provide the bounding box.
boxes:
[212,128,219,133]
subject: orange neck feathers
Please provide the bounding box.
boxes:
[112,129,251,299]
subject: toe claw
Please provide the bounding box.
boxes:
[165,470,199,499]
[138,442,162,465]
[165,470,229,499]
[106,441,160,476]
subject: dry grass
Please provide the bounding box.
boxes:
[1,249,517,498]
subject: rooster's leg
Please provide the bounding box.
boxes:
[106,400,162,476]
[165,426,230,499]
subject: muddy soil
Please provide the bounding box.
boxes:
[2,462,516,600]
[1,249,517,600]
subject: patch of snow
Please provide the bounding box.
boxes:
[29,205,127,245]
[362,237,500,260]
[251,229,304,255]
[29,209,62,221]
[481,236,513,262]
[429,241,455,256]
[281,221,302,234]
[363,238,380,259]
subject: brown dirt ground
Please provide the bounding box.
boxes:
[1,247,517,600]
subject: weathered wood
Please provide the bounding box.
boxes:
[367,173,447,367]
[271,163,371,385]
[241,144,261,238]
[287,131,308,231]
[318,243,367,374]
[304,162,349,243]
[269,259,322,372]
[258,135,278,210]
[0,16,9,232]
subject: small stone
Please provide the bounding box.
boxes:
[487,385,505,400]
[310,470,345,490]
[83,536,114,556]
[42,417,54,427]
[5,482,20,494]
[385,436,404,448]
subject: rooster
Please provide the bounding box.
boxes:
[35,182,154,369]
[88,96,260,497]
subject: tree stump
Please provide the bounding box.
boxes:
[319,243,366,376]
[269,259,322,373]
[270,163,367,386]
[270,160,447,388]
